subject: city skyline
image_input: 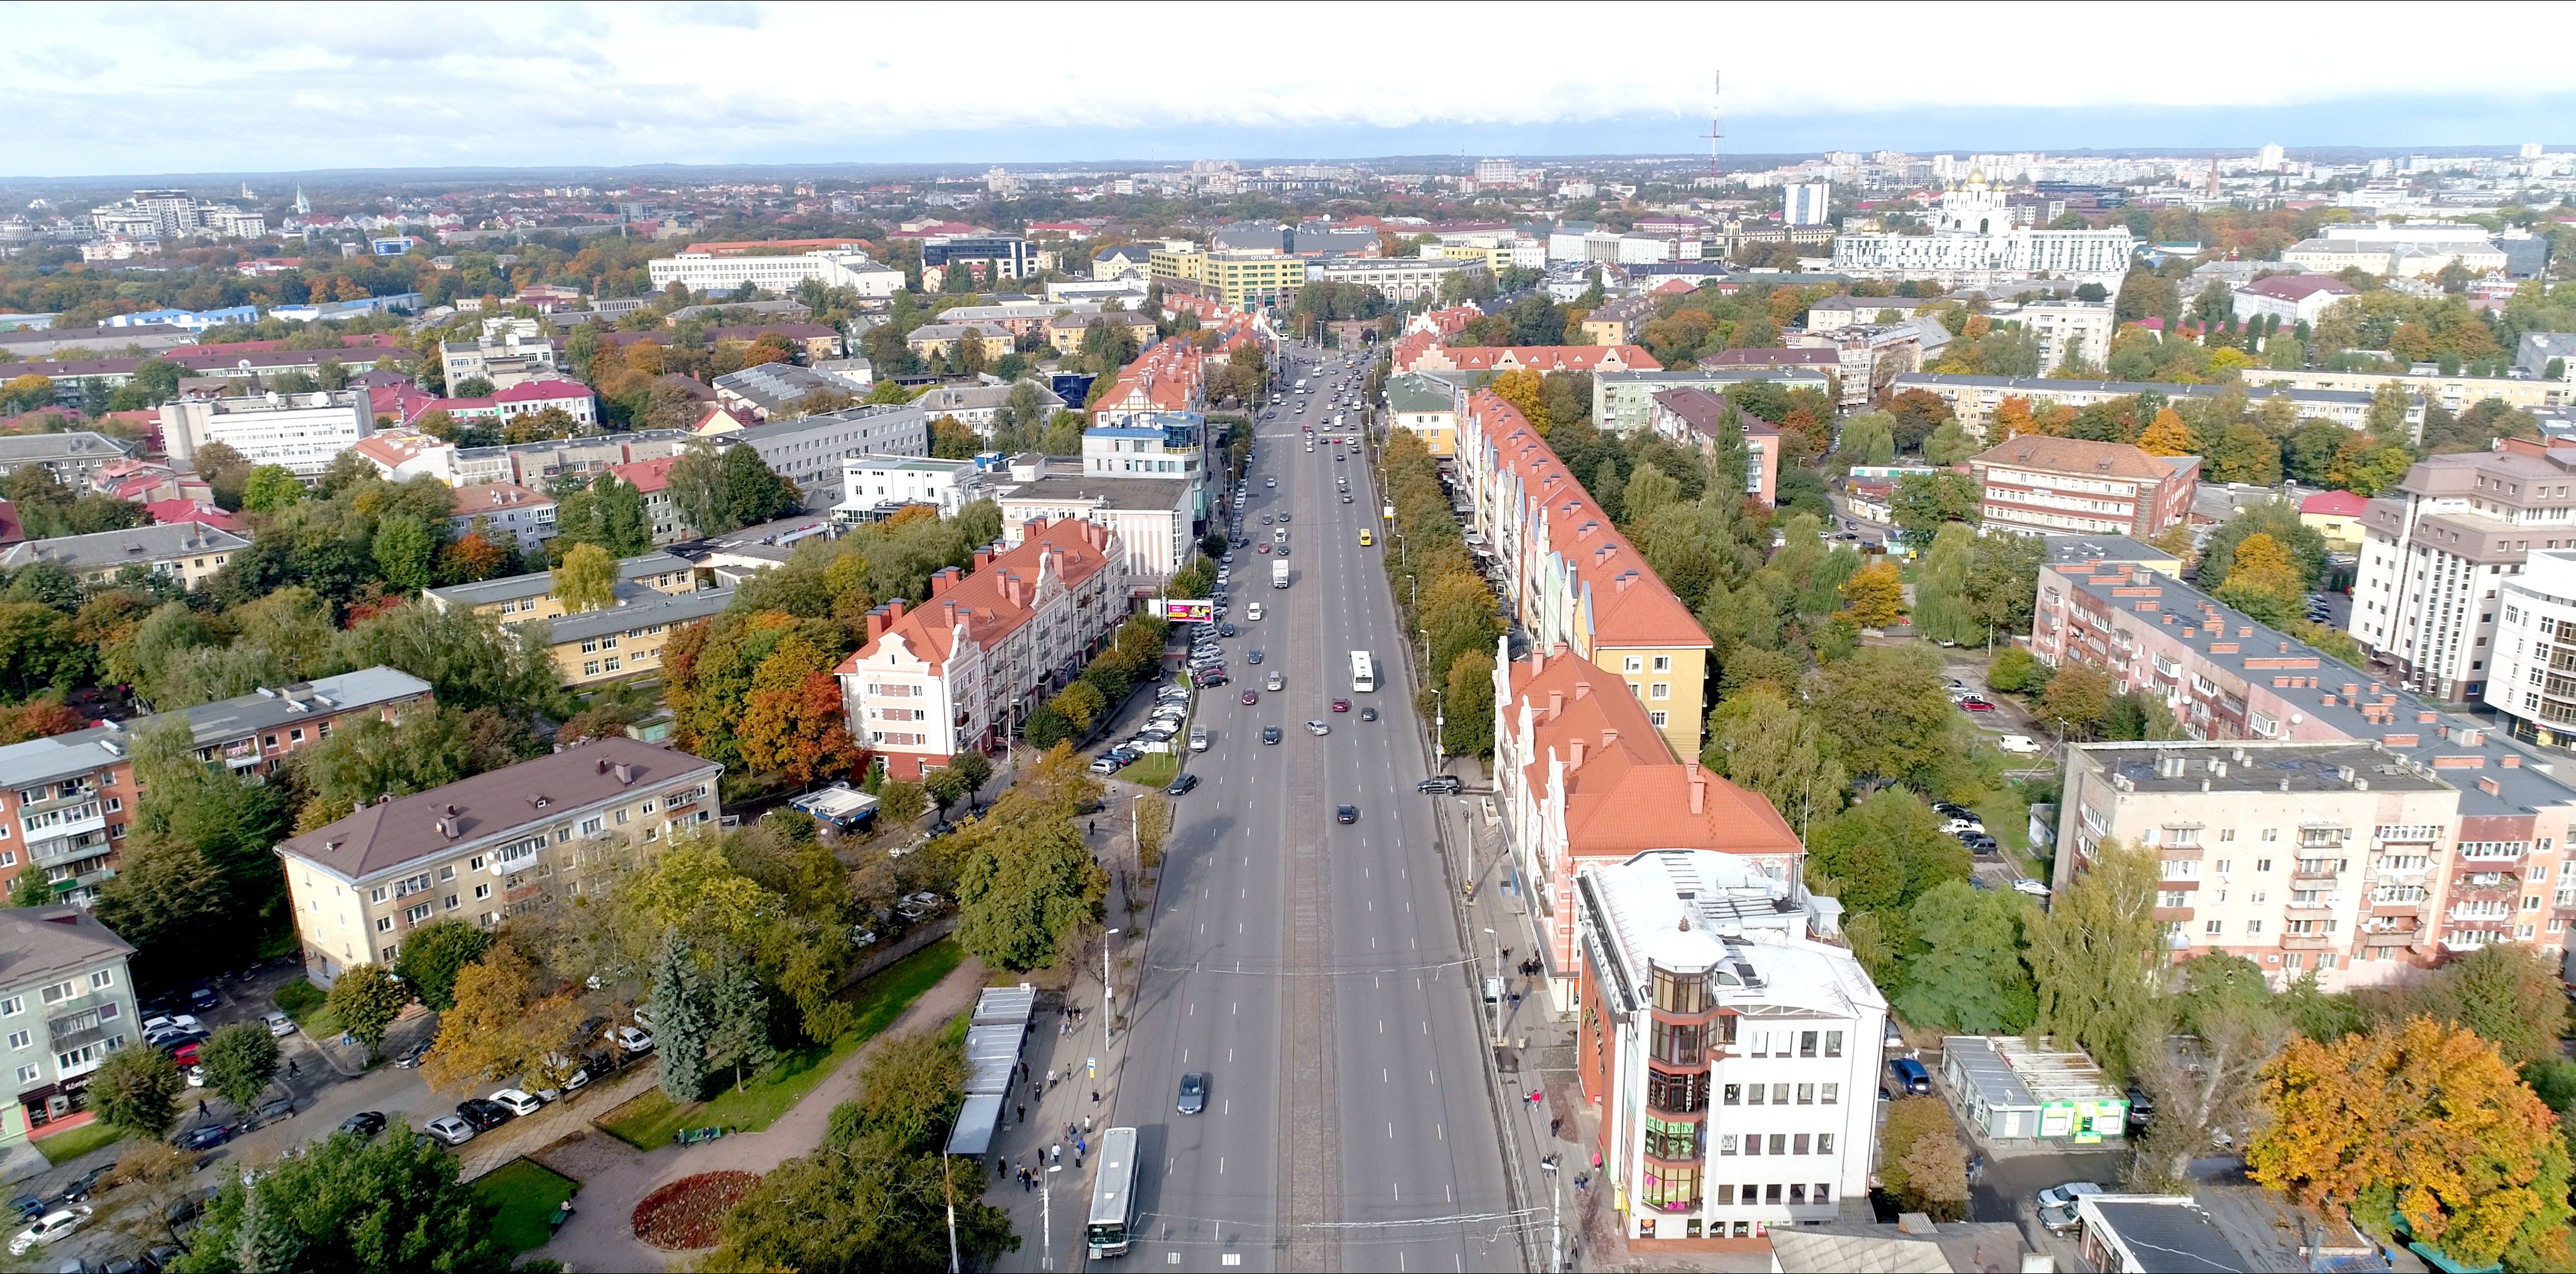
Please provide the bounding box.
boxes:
[6,2,2575,178]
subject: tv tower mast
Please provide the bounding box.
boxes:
[1706,71,1724,184]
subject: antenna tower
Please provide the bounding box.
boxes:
[1706,71,1723,184]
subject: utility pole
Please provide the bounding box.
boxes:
[1102,926,1121,1037]
[1552,1167,1564,1274]
[943,1155,961,1274]
[1041,1166,1055,1270]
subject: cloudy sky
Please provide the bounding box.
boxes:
[7,1,2575,179]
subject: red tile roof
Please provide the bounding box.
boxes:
[2301,489,2370,517]
[1507,646,1797,859]
[492,379,595,404]
[449,482,553,517]
[141,499,249,534]
[838,519,1116,675]
[1397,342,1661,375]
[1465,391,1710,651]
[609,457,678,494]
[2240,274,2359,302]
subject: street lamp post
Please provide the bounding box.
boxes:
[1102,927,1121,1037]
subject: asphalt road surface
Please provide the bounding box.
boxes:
[1107,350,1520,1271]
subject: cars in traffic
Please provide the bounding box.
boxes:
[1166,773,1199,797]
[1335,805,1358,824]
[1261,726,1282,745]
[175,1124,233,1151]
[1417,776,1463,794]
[338,1111,387,1139]
[1177,1072,1209,1116]
[1330,699,1350,713]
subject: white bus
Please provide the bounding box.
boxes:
[1087,1126,1140,1258]
[1350,650,1375,693]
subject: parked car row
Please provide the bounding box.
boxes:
[1933,800,1999,856]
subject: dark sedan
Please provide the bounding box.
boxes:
[1177,1072,1208,1116]
[174,1124,232,1151]
[455,1099,514,1131]
[1335,805,1358,824]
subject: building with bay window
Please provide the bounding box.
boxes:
[1574,848,1885,1245]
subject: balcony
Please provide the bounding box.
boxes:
[21,807,106,853]
[18,785,99,816]
[2290,865,2343,887]
[2281,933,2337,951]
[26,829,108,870]
[2370,900,2425,918]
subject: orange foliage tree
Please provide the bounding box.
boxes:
[2246,1015,2572,1269]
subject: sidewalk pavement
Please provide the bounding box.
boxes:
[980,815,1143,1271]
[528,954,989,1271]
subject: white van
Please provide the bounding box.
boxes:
[1998,734,2043,755]
[1246,602,1264,621]
[1188,726,1210,752]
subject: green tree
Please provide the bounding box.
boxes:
[1889,471,1980,543]
[394,919,496,1012]
[550,541,617,613]
[1923,419,1978,465]
[875,780,928,825]
[2381,943,2572,1072]
[168,1124,509,1274]
[1986,645,2049,694]
[1877,1095,1971,1219]
[323,963,409,1061]
[952,807,1106,972]
[1814,646,1959,789]
[1911,523,1982,646]
[1702,686,1847,834]
[89,1044,183,1136]
[711,1030,1017,1273]
[1807,787,1964,914]
[2038,665,2116,739]
[370,513,436,592]
[650,937,712,1101]
[240,465,306,514]
[197,1021,282,1114]
[1963,532,2048,640]
[1441,648,1496,758]
[719,444,801,529]
[2026,839,2161,1082]
[1895,881,2036,1034]
[1839,409,1897,467]
[703,952,774,1092]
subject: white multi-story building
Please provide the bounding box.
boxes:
[1782,182,1831,227]
[159,389,372,479]
[2349,438,2576,703]
[1575,848,1885,1243]
[1831,175,2133,287]
[2017,300,2115,372]
[721,404,934,511]
[992,461,1193,585]
[2281,222,2506,279]
[647,249,903,298]
[836,455,979,523]
[2483,549,2576,750]
[440,320,559,391]
[835,519,1124,780]
[1310,255,1485,302]
[2230,274,2361,326]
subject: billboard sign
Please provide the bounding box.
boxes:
[1163,599,1214,624]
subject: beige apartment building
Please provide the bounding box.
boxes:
[278,739,721,984]
[423,551,699,623]
[2060,739,2576,990]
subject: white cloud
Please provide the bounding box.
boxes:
[4,1,2575,174]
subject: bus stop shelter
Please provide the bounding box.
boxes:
[944,985,1037,1157]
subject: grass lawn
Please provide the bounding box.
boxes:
[271,980,343,1039]
[1974,787,2043,879]
[600,938,962,1150]
[35,1119,121,1165]
[1123,753,1180,789]
[472,1158,579,1253]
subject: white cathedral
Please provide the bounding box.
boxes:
[1829,172,2134,288]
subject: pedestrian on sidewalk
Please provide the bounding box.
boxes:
[1017,1104,1026,1125]
[1091,1089,1101,1105]
[1051,1144,1062,1166]
[1084,1115,1094,1134]
[995,1157,1005,1177]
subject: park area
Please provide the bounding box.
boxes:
[599,938,962,1149]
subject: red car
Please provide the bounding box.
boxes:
[1330,699,1351,713]
[1958,697,1996,712]
[1240,690,1258,706]
[1257,543,1271,554]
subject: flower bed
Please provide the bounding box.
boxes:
[631,1171,758,1250]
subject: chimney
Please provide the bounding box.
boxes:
[1689,770,1706,816]
[887,599,908,623]
[973,547,994,569]
[866,607,889,642]
[1601,728,1617,751]
[930,567,957,597]
[1548,690,1564,719]
[1569,739,1586,768]
[1574,680,1591,701]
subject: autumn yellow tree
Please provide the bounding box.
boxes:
[2247,1016,2573,1270]
[1492,368,1548,434]
[2214,532,2305,628]
[2136,407,2197,457]
[1838,560,1905,629]
[1991,396,2039,439]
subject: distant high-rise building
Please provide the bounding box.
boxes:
[2523,142,2546,160]
[2257,143,2285,170]
[1782,182,1831,226]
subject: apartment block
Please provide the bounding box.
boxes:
[2033,559,2576,963]
[0,907,140,1143]
[0,522,248,589]
[2058,741,2532,989]
[1458,390,1712,756]
[1890,374,2387,438]
[1575,849,1884,1243]
[545,587,735,688]
[1646,387,1780,506]
[836,519,1124,780]
[423,551,698,623]
[279,738,722,983]
[2350,438,2576,702]
[0,668,430,904]
[1591,368,1834,435]
[1968,436,2199,538]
